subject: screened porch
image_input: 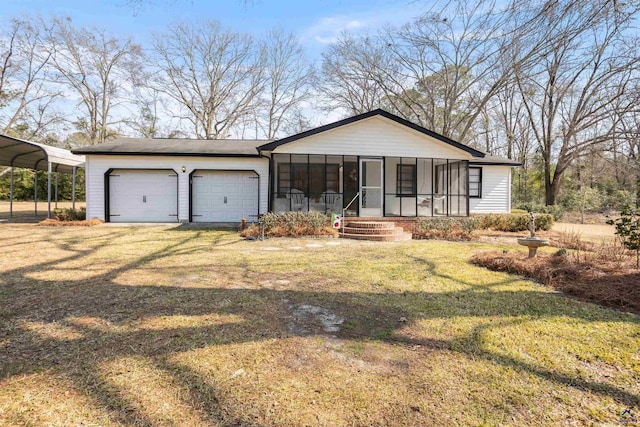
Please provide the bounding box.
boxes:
[270,153,470,217]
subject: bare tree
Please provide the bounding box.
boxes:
[259,28,313,139]
[317,33,392,115]
[151,21,265,139]
[45,17,143,145]
[0,17,59,137]
[124,86,164,138]
[317,0,549,143]
[375,0,521,142]
[513,0,640,205]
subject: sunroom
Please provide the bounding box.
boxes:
[270,153,472,217]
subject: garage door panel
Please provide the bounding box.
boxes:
[192,171,258,222]
[109,170,178,222]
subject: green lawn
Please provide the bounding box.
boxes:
[0,225,638,426]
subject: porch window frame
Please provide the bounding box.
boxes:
[396,163,417,197]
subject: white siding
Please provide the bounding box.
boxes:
[469,166,512,214]
[85,155,269,222]
[273,116,473,159]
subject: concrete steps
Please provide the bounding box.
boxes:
[340,221,413,242]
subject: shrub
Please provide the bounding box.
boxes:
[607,206,640,268]
[53,207,86,221]
[515,203,565,221]
[240,211,337,238]
[476,213,554,232]
[558,187,603,213]
[414,217,480,241]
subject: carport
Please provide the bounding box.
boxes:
[0,133,85,219]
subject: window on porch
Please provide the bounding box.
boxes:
[385,157,468,217]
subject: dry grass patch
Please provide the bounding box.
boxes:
[0,225,638,426]
[39,217,102,226]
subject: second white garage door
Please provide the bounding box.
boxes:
[191,170,259,222]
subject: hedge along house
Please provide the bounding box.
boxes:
[73,109,519,223]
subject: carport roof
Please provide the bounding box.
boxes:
[0,134,85,173]
[72,138,271,157]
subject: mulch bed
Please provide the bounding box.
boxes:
[471,251,640,315]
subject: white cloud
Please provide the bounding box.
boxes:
[302,7,417,46]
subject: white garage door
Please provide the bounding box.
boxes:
[109,170,178,222]
[192,170,259,222]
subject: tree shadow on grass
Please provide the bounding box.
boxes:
[1,229,638,424]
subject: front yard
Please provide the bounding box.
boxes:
[0,225,638,426]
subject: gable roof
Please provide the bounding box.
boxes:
[257,109,486,158]
[72,138,270,157]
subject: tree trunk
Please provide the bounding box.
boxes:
[545,172,562,206]
[636,166,640,209]
[544,156,557,205]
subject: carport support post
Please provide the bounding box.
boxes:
[34,170,37,216]
[54,171,58,209]
[72,166,76,210]
[47,161,51,219]
[9,166,14,219]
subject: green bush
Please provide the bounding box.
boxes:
[604,189,636,211]
[607,206,640,268]
[53,207,86,221]
[476,213,554,232]
[515,203,565,221]
[414,217,480,240]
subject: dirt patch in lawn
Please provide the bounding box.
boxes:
[472,251,640,315]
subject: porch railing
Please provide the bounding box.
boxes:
[341,192,359,234]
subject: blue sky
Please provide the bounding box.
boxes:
[3,0,423,58]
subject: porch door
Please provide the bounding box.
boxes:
[359,158,383,216]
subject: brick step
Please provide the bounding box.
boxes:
[339,232,412,242]
[342,226,405,235]
[344,221,395,230]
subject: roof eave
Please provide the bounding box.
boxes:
[469,161,522,166]
[70,150,262,158]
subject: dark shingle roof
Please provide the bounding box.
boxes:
[71,138,271,157]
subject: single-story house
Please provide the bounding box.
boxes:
[72,109,520,223]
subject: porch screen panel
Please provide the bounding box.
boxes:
[417,158,434,217]
[445,161,468,216]
[384,157,401,216]
[434,159,448,216]
[400,157,417,216]
[273,153,291,213]
[326,155,343,215]
[290,154,309,212]
[309,155,326,213]
[343,156,358,216]
[460,161,469,216]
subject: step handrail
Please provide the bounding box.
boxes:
[341,192,360,234]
